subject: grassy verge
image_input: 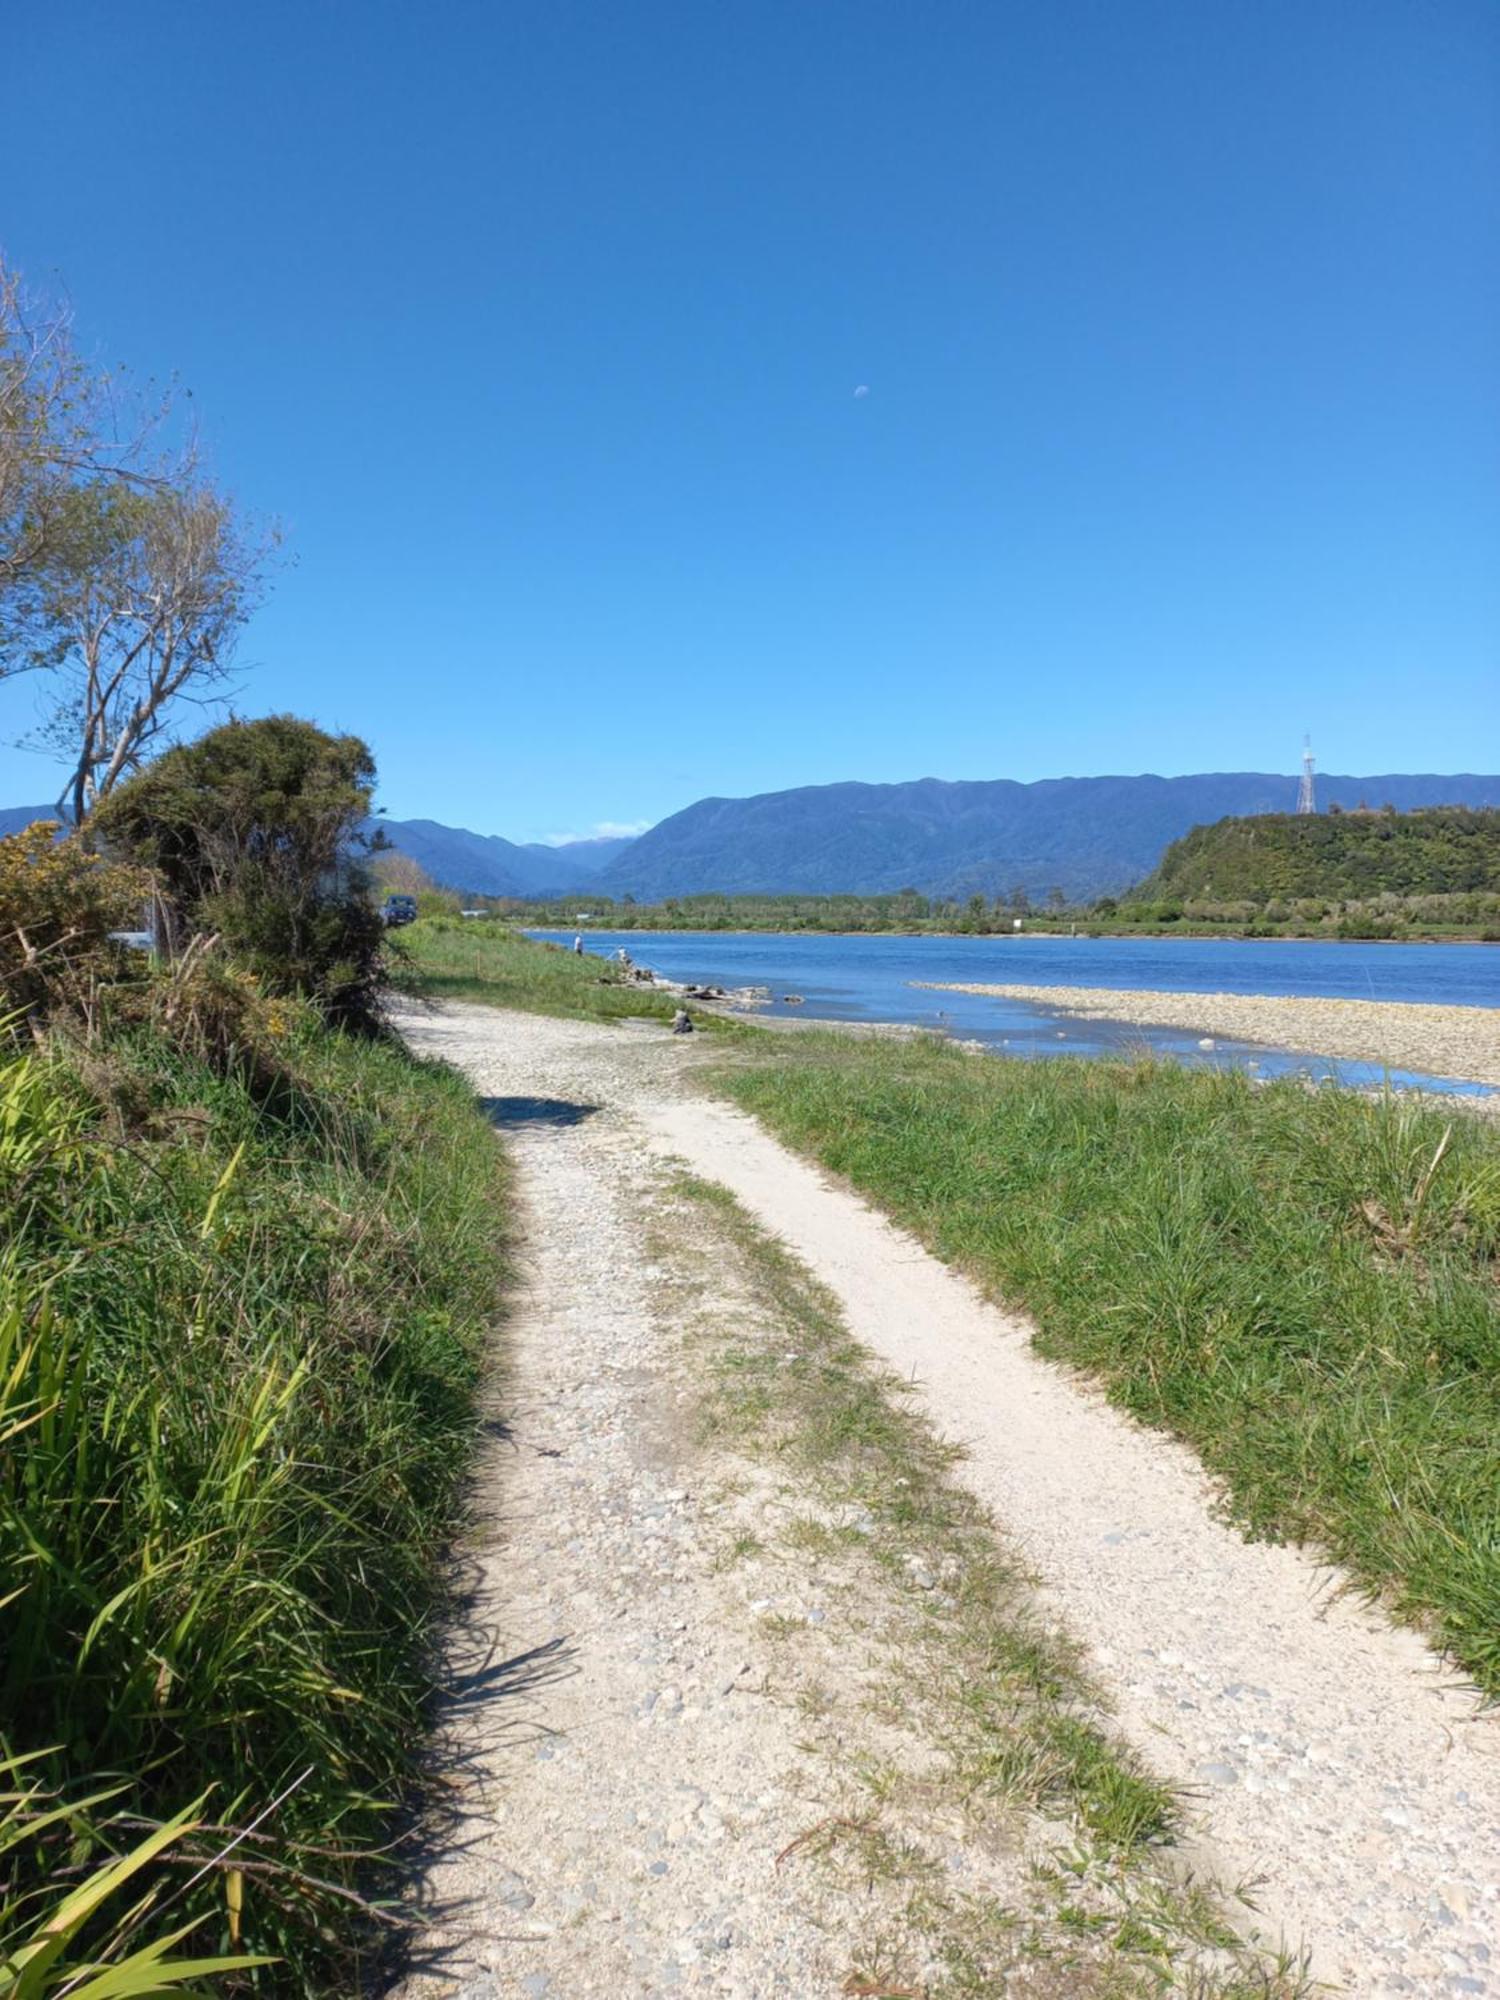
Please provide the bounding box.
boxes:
[1,1001,508,1989]
[709,1033,1500,1696]
[397,916,726,1026]
[652,1172,1307,1996]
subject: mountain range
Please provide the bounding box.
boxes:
[8,772,1500,903]
[584,772,1500,903]
[361,818,636,898]
[0,802,634,899]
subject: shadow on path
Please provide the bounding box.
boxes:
[479,1095,601,1130]
[383,1633,580,1993]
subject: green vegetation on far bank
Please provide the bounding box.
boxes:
[1114,805,1500,941]
[474,877,1500,942]
[711,1033,1500,1696]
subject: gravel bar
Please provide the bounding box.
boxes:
[917,981,1500,1086]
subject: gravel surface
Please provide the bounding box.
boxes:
[917,982,1500,1086]
[393,1005,869,1999]
[395,1001,1500,1999]
[649,1095,1500,1999]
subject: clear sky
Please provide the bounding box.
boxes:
[4,0,1496,842]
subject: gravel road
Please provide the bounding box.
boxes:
[393,1006,863,1999]
[396,1001,1500,1999]
[917,981,1500,1086]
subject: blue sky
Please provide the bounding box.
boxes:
[4,0,1496,842]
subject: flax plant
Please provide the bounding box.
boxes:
[0,1011,508,1991]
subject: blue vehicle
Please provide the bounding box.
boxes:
[382,894,418,928]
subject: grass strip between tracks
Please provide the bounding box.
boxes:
[656,1171,1311,1997]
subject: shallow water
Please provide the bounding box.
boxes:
[530,931,1500,1096]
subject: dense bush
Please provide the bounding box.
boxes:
[0,820,149,1026]
[93,716,388,1031]
[1142,806,1500,904]
[0,1001,508,1988]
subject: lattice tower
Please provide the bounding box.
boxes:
[1296,737,1317,815]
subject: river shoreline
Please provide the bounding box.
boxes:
[918,981,1500,1088]
[552,925,1500,946]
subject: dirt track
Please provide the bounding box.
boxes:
[397,1002,1500,1998]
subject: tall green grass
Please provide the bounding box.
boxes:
[0,1011,508,1989]
[714,1036,1500,1695]
[398,918,722,1026]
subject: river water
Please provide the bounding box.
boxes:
[530,931,1500,1095]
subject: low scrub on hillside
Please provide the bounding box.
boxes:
[714,1036,1500,1696]
[1,993,507,1989]
[1142,807,1500,905]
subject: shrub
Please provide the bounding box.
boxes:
[93,717,388,1032]
[0,822,149,1028]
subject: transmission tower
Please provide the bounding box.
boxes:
[1296,736,1317,815]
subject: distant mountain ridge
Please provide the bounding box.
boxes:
[593,773,1500,903]
[361,818,634,898]
[0,802,635,897]
[0,804,66,838]
[10,774,1500,903]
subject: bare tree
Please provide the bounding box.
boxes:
[32,479,273,825]
[2,254,276,814]
[370,848,436,898]
[0,255,166,674]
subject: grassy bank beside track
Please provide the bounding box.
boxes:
[711,1034,1500,1697]
[2,1007,509,1989]
[398,916,743,1030]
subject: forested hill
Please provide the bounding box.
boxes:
[595,773,1500,902]
[1140,807,1500,903]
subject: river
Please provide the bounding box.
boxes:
[529,931,1500,1095]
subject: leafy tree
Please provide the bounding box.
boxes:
[94,715,387,1029]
